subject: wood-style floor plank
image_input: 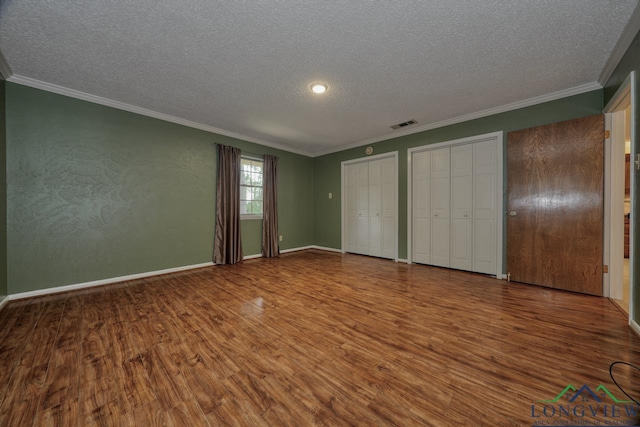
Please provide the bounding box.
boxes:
[0,249,639,426]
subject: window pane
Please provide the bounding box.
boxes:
[252,172,263,186]
[249,201,262,215]
[240,156,264,216]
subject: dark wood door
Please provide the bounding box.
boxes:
[507,115,604,296]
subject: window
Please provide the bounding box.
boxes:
[240,157,263,219]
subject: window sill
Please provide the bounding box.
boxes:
[241,215,263,221]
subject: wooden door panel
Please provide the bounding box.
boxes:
[507,114,604,295]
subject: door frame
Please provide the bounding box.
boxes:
[341,151,399,261]
[604,70,636,324]
[407,131,504,278]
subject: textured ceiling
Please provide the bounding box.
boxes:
[0,0,638,156]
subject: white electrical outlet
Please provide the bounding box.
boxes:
[329,193,332,199]
[279,235,283,242]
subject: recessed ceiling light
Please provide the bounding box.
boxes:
[310,83,327,94]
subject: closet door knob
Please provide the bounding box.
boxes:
[509,211,517,217]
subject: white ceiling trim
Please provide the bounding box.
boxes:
[7,75,603,159]
[313,81,603,157]
[598,3,640,86]
[6,74,314,157]
[0,50,13,80]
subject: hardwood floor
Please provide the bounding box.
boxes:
[0,249,639,426]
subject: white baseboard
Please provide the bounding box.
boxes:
[245,245,341,259]
[631,319,640,337]
[0,295,9,311]
[311,245,343,253]
[9,261,214,301]
[281,245,315,254]
[6,245,345,301]
[397,258,408,263]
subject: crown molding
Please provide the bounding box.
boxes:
[7,74,604,159]
[312,81,602,157]
[0,49,13,79]
[598,3,640,86]
[6,74,314,157]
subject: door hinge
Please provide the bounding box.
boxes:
[603,265,608,273]
[604,130,611,139]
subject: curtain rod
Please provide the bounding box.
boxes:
[215,143,277,161]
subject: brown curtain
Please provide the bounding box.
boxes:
[262,155,279,257]
[214,144,243,264]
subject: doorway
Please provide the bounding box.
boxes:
[604,71,636,321]
[341,152,399,261]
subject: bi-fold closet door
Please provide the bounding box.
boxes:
[411,139,498,275]
[344,155,396,260]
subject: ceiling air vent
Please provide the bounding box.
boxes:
[390,119,417,130]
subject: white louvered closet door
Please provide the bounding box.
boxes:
[355,161,370,255]
[368,159,382,257]
[473,140,497,274]
[450,144,473,271]
[411,139,498,275]
[380,157,396,259]
[430,148,451,267]
[344,155,397,260]
[345,163,358,253]
[412,151,431,264]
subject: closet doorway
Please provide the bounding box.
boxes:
[341,152,398,261]
[407,132,503,277]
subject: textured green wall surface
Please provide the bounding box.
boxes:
[604,29,640,324]
[0,77,7,302]
[6,83,313,294]
[313,90,604,265]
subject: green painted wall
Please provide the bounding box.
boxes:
[313,90,604,268]
[6,83,313,294]
[0,77,7,302]
[604,28,640,324]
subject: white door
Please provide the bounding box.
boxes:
[342,153,398,260]
[368,160,382,257]
[409,133,502,275]
[345,164,358,253]
[356,162,369,254]
[431,148,450,267]
[381,157,396,259]
[450,144,473,270]
[412,151,431,264]
[473,140,497,274]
